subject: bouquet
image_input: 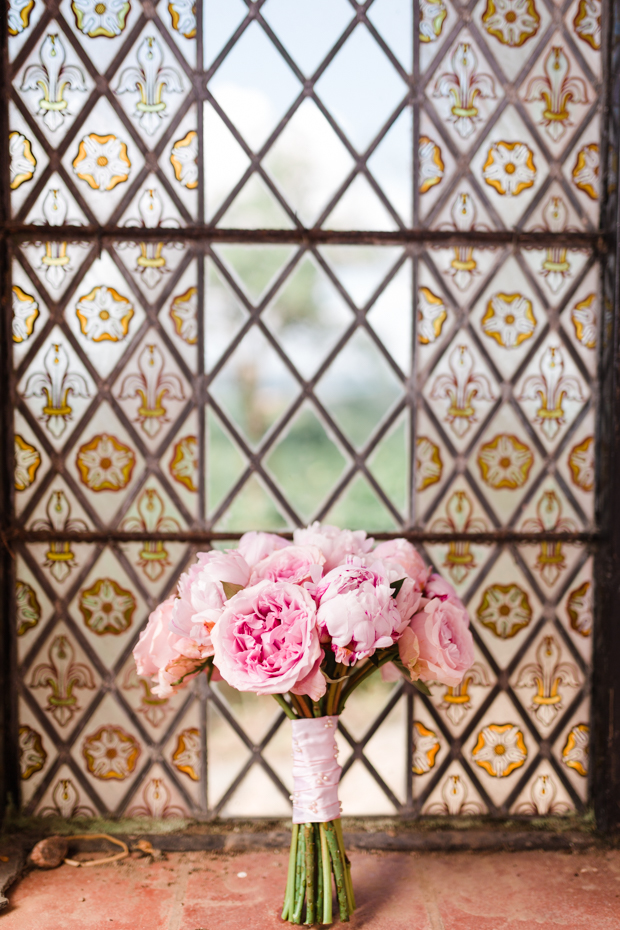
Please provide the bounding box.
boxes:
[134,524,474,924]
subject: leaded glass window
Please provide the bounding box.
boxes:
[5,0,609,820]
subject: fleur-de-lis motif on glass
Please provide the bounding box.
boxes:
[440,662,491,726]
[518,345,584,441]
[30,635,96,727]
[24,343,90,439]
[434,44,496,139]
[430,344,496,437]
[515,635,580,728]
[114,35,184,136]
[123,189,182,289]
[123,666,171,727]
[38,189,74,291]
[20,34,87,132]
[127,778,186,818]
[522,490,578,586]
[537,197,572,293]
[430,491,488,584]
[121,488,180,581]
[525,47,588,143]
[119,344,186,438]
[442,193,485,290]
[515,774,571,815]
[39,778,95,818]
[31,490,88,583]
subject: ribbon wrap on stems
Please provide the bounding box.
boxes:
[291,715,342,824]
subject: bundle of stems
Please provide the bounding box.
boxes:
[281,819,355,925]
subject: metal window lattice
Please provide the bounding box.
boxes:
[5,0,604,819]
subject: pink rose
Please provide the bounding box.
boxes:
[372,539,429,589]
[293,522,374,572]
[211,580,326,700]
[315,559,405,664]
[170,549,251,648]
[133,598,210,698]
[408,597,474,687]
[237,531,290,567]
[250,545,325,586]
[424,573,467,618]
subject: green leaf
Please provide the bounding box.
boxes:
[412,679,431,696]
[222,581,244,600]
[390,578,405,598]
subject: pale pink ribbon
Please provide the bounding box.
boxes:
[291,716,342,824]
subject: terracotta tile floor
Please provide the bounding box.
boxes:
[2,847,618,929]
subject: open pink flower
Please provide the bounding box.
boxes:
[211,580,325,700]
[170,549,250,649]
[315,559,405,664]
[293,522,374,572]
[134,598,211,698]
[237,531,290,567]
[250,545,325,586]
[424,573,467,618]
[372,539,429,590]
[408,597,473,687]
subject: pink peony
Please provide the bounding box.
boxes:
[250,545,325,586]
[315,559,406,665]
[293,522,374,572]
[408,597,474,687]
[372,539,429,589]
[170,549,251,649]
[366,557,423,627]
[424,573,467,618]
[134,598,210,698]
[237,531,290,567]
[211,580,326,700]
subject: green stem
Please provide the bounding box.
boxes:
[304,824,315,925]
[292,824,306,924]
[338,650,398,713]
[315,824,323,922]
[319,823,332,926]
[282,823,299,920]
[273,693,298,720]
[324,821,349,922]
[333,818,355,913]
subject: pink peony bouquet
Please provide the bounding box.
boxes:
[134,524,473,925]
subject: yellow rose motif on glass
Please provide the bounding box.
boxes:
[562,723,589,776]
[415,436,443,492]
[573,0,601,51]
[76,285,134,342]
[567,581,592,637]
[19,725,47,779]
[9,131,36,190]
[8,0,35,36]
[76,433,136,492]
[12,286,39,343]
[482,0,540,47]
[568,436,594,492]
[472,723,527,777]
[477,583,532,638]
[14,434,41,491]
[419,0,447,42]
[412,722,441,775]
[168,0,196,39]
[482,292,537,348]
[417,286,447,344]
[419,136,444,194]
[572,143,599,199]
[79,577,136,635]
[71,0,131,38]
[170,436,198,492]
[73,133,131,191]
[571,293,597,348]
[170,131,199,189]
[483,141,536,196]
[477,434,534,490]
[173,728,201,780]
[83,725,140,780]
[16,579,41,637]
[170,287,198,344]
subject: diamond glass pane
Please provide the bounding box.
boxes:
[5,0,605,821]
